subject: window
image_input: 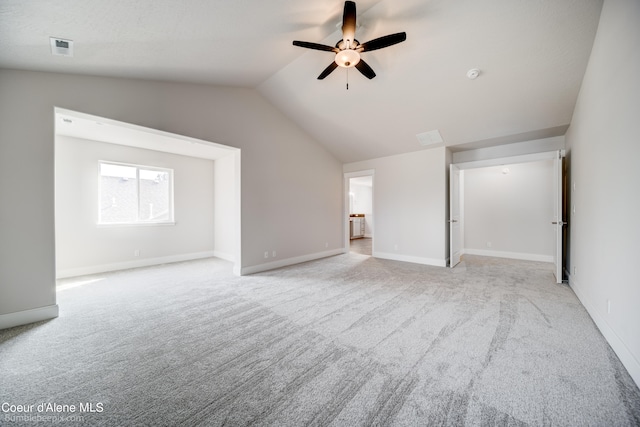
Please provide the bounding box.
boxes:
[99,161,174,225]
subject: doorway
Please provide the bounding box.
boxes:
[449,151,565,281]
[344,171,374,256]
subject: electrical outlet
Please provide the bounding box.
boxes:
[574,266,577,276]
[573,205,576,214]
[394,244,399,251]
[607,299,611,314]
[134,249,140,257]
[264,251,269,259]
[325,242,329,248]
[486,241,492,248]
[272,251,276,258]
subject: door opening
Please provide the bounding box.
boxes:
[344,171,374,256]
[449,164,462,267]
[448,151,565,277]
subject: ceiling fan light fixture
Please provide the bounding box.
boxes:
[335,49,360,68]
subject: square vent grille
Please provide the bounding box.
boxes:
[50,37,74,57]
[416,129,444,146]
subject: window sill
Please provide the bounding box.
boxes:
[97,222,176,228]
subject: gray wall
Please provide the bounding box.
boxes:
[0,69,343,324]
[55,135,217,277]
[463,160,555,261]
[452,136,565,164]
[213,153,237,262]
[344,148,448,266]
[564,0,640,385]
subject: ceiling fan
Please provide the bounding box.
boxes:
[293,1,407,81]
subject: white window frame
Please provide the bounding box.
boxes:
[98,160,175,226]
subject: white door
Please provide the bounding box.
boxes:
[449,164,461,268]
[552,151,564,283]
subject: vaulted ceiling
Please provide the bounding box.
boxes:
[0,0,603,163]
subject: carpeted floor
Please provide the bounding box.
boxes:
[1,254,639,426]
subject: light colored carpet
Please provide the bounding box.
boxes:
[1,254,638,426]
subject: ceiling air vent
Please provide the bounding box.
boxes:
[50,37,74,57]
[416,129,444,147]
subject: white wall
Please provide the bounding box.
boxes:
[344,148,448,266]
[564,0,640,386]
[452,136,565,164]
[55,135,216,277]
[213,153,237,261]
[0,69,343,328]
[463,160,555,262]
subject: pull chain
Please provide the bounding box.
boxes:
[346,67,349,90]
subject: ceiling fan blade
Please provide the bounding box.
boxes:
[342,1,357,47]
[359,32,407,52]
[355,59,376,79]
[317,62,339,80]
[293,40,339,53]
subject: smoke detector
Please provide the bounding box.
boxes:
[50,37,74,57]
[467,68,480,79]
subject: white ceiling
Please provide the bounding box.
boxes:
[0,0,603,163]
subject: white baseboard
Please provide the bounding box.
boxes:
[213,251,235,262]
[56,251,217,279]
[240,248,343,275]
[373,251,447,267]
[570,276,640,388]
[463,248,553,263]
[232,264,242,276]
[0,305,59,330]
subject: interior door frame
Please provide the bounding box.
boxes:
[451,150,565,272]
[343,170,375,254]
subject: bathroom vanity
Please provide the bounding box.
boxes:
[349,214,365,239]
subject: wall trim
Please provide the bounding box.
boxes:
[464,248,553,263]
[374,251,447,267]
[56,251,217,279]
[241,248,344,275]
[213,251,235,262]
[570,276,640,388]
[0,305,59,330]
